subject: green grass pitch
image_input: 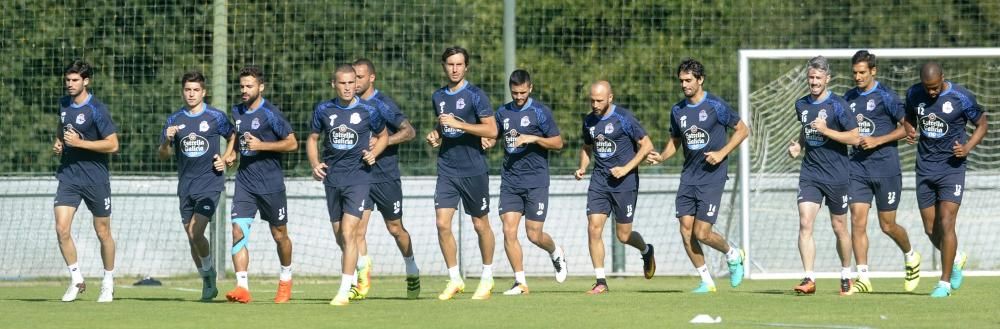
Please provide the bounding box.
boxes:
[2,276,998,328]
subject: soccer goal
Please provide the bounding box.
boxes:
[738,48,1000,279]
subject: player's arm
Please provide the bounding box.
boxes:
[514,134,563,150]
[610,136,653,178]
[158,124,179,160]
[64,131,119,154]
[365,128,390,165]
[955,113,988,158]
[787,131,803,159]
[575,143,593,180]
[704,120,749,165]
[440,114,498,138]
[306,132,327,181]
[246,133,298,152]
[387,120,416,145]
[813,117,859,146]
[648,136,680,165]
[861,124,907,150]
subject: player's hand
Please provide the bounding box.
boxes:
[312,163,328,181]
[212,154,226,172]
[513,135,538,148]
[859,136,881,150]
[164,125,180,142]
[362,150,377,165]
[905,126,918,145]
[53,139,63,155]
[425,130,441,148]
[609,166,629,179]
[810,117,828,134]
[787,139,801,158]
[953,140,970,158]
[438,113,460,129]
[646,151,662,165]
[224,152,237,167]
[482,137,496,149]
[574,168,586,180]
[704,151,724,165]
[63,126,83,147]
[244,132,262,151]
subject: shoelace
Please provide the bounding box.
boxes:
[551,257,563,272]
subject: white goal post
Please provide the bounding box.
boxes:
[738,48,1000,279]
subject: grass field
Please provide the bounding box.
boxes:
[2,275,998,328]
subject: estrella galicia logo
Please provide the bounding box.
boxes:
[441,115,467,138]
[920,113,948,139]
[181,133,210,157]
[803,125,827,147]
[329,124,359,150]
[594,134,617,158]
[856,114,875,137]
[683,125,710,150]
[504,129,525,154]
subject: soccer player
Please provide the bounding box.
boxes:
[158,71,235,301]
[842,50,920,295]
[786,56,859,295]
[901,62,987,298]
[646,59,748,294]
[575,80,656,294]
[307,64,389,306]
[226,66,298,304]
[350,59,421,300]
[424,46,498,300]
[53,59,119,303]
[494,69,568,295]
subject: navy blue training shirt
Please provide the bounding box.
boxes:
[495,98,560,189]
[844,81,905,178]
[57,94,117,186]
[361,90,406,183]
[311,97,386,187]
[431,80,493,177]
[904,81,983,176]
[795,91,858,184]
[581,105,647,192]
[669,92,741,186]
[161,104,233,197]
[232,98,293,194]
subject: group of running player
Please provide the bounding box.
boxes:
[51,47,983,306]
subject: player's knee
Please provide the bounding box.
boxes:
[385,221,406,236]
[526,229,544,244]
[879,222,896,235]
[55,226,73,242]
[615,230,631,243]
[472,220,491,233]
[502,225,519,239]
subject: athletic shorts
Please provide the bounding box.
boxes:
[498,185,549,222]
[848,175,902,211]
[54,182,112,217]
[586,188,637,224]
[798,179,849,215]
[230,183,288,226]
[366,179,403,220]
[325,184,370,222]
[675,182,725,224]
[435,174,490,217]
[916,172,965,209]
[179,191,221,223]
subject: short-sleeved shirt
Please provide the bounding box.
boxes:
[57,94,117,186]
[795,92,858,184]
[232,98,294,194]
[495,98,560,189]
[161,104,233,196]
[905,81,984,176]
[844,81,905,178]
[311,97,386,187]
[581,105,647,192]
[361,90,407,183]
[668,92,741,186]
[431,80,493,178]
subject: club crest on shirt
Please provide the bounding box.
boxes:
[866,99,876,112]
[520,116,530,127]
[698,109,708,122]
[818,109,828,120]
[604,123,614,134]
[199,120,209,132]
[251,118,260,130]
[943,101,953,114]
[350,112,361,125]
[76,113,86,124]
[456,98,466,110]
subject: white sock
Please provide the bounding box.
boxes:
[403,256,419,276]
[103,269,115,287]
[339,274,355,294]
[904,249,916,261]
[641,244,650,255]
[200,255,213,272]
[841,267,852,280]
[551,246,564,259]
[696,265,714,285]
[595,268,606,280]
[68,263,84,283]
[805,271,816,281]
[857,265,870,280]
[939,280,952,289]
[725,247,740,261]
[279,265,292,282]
[236,271,249,289]
[481,264,493,280]
[448,266,462,282]
[353,270,359,286]
[514,271,526,285]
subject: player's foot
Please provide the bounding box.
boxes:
[274,280,292,303]
[950,251,967,290]
[904,251,922,292]
[330,291,350,306]
[200,268,218,301]
[406,275,421,299]
[471,277,494,300]
[845,278,873,295]
[348,285,365,301]
[437,280,465,300]
[930,282,952,298]
[691,282,717,294]
[552,246,568,283]
[97,284,114,303]
[793,278,816,295]
[839,278,853,296]
[225,286,252,303]
[586,281,609,295]
[641,244,656,279]
[727,248,746,288]
[358,257,372,296]
[503,282,530,295]
[61,281,86,302]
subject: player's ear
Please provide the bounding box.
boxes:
[83,77,90,88]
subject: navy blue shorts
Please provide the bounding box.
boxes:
[499,185,549,222]
[179,191,221,223]
[916,172,965,209]
[366,179,403,220]
[54,182,112,217]
[325,184,370,222]
[849,175,902,211]
[230,183,288,226]
[675,183,725,224]
[798,179,849,215]
[435,174,490,217]
[586,189,637,224]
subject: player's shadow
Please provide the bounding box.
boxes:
[116,297,188,302]
[636,289,684,294]
[6,298,50,302]
[746,289,794,295]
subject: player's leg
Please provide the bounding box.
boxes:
[84,183,115,303]
[793,180,822,294]
[54,185,85,302]
[372,179,419,297]
[847,176,873,290]
[499,185,527,294]
[522,186,564,283]
[611,190,654,279]
[263,190,293,303]
[820,182,852,295]
[935,173,966,291]
[679,215,714,293]
[184,211,216,300]
[459,174,495,300]
[871,175,919,292]
[331,209,363,306]
[226,184,256,303]
[434,176,465,300]
[354,207,373,296]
